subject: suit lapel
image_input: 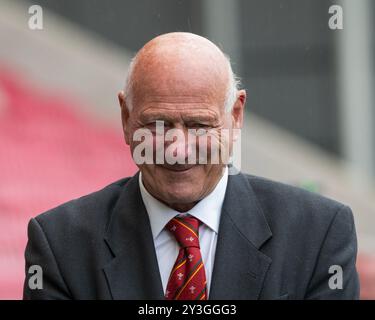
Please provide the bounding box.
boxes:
[103,172,164,299]
[209,173,273,299]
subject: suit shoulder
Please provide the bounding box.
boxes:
[33,177,132,232]
[242,173,349,224]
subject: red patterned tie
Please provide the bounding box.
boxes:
[164,215,207,300]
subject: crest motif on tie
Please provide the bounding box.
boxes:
[188,254,194,262]
[185,236,194,242]
[177,272,184,280]
[189,286,196,294]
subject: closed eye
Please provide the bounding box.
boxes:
[143,120,173,135]
[187,123,211,129]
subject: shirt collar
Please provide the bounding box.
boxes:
[139,166,228,240]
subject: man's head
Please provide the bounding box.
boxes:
[118,32,246,212]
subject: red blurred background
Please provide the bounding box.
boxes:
[0,68,137,298]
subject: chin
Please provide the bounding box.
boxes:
[161,184,202,205]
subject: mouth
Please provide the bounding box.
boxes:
[159,164,196,172]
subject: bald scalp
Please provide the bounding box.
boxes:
[124,32,239,112]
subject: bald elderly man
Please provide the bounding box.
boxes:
[23,32,359,300]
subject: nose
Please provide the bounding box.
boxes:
[162,128,195,164]
[173,131,193,164]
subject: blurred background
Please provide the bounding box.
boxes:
[0,0,374,299]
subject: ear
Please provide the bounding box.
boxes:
[118,90,131,145]
[232,89,246,141]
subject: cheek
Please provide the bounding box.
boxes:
[196,129,230,162]
[128,127,156,165]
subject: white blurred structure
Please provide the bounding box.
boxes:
[336,0,375,182]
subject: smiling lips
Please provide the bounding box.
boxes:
[160,164,196,172]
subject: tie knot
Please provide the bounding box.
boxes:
[166,216,201,248]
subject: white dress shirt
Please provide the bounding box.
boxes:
[139,167,228,297]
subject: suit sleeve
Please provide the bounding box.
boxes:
[305,205,360,299]
[23,218,72,300]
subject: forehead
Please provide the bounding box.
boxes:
[132,66,226,104]
[130,43,229,115]
[131,70,227,120]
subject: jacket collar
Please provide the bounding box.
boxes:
[103,172,164,299]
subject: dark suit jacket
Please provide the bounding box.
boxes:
[23,172,360,299]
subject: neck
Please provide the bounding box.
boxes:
[141,166,226,213]
[167,202,198,213]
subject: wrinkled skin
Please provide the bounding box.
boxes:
[118,32,246,212]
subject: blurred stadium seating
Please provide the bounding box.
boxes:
[0,67,137,298]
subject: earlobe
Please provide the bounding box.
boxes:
[122,109,130,145]
[118,90,126,109]
[118,91,130,145]
[232,90,246,130]
[238,89,246,105]
[118,90,129,121]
